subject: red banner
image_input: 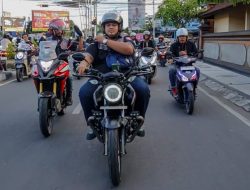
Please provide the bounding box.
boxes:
[32,10,70,32]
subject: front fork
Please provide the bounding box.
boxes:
[183,82,194,102]
[37,81,57,113]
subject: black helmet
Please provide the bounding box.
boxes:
[101,12,123,33]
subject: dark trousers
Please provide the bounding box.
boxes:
[169,65,200,87]
[66,74,73,97]
[79,76,150,121]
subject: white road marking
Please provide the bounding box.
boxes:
[0,79,16,87]
[199,86,250,127]
[72,103,82,114]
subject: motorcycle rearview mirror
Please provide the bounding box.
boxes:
[58,52,69,61]
[141,47,154,56]
[72,52,85,62]
[73,25,83,37]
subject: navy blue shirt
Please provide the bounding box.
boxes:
[85,35,134,73]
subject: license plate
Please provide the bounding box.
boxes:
[180,66,195,71]
[100,106,127,110]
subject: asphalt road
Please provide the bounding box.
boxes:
[0,67,250,190]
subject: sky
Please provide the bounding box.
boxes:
[1,0,162,29]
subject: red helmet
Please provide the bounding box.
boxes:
[48,19,66,31]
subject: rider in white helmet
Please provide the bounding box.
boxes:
[168,28,199,97]
[130,32,139,47]
[140,30,155,49]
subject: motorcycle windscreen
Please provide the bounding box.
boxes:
[18,42,31,51]
[39,41,57,61]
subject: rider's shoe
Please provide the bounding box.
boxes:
[86,129,96,140]
[137,128,145,137]
[66,96,73,106]
[171,87,178,98]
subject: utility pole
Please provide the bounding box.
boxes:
[153,0,155,39]
[1,0,4,34]
[94,0,97,36]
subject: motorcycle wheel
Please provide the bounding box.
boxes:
[16,68,23,82]
[39,98,53,137]
[108,129,121,186]
[185,91,194,115]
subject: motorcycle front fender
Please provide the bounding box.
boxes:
[104,118,122,129]
[38,92,56,111]
[151,65,157,77]
[15,63,24,69]
[183,82,194,92]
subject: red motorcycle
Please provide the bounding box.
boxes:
[32,41,70,137]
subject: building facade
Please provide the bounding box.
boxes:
[200,3,250,74]
[128,0,145,31]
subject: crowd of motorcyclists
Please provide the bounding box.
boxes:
[0,11,200,132]
[0,11,202,186]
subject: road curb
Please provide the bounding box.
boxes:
[0,71,13,82]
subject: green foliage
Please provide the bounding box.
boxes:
[6,42,16,59]
[32,39,38,48]
[157,0,203,28]
[144,18,153,31]
[197,0,250,5]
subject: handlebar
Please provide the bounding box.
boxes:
[73,67,151,81]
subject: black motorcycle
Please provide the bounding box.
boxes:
[74,52,149,186]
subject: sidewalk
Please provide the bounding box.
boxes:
[195,60,250,112]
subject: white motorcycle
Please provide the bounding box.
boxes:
[138,47,157,84]
[15,42,35,82]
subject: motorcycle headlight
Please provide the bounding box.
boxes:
[139,57,148,66]
[179,72,189,82]
[104,84,122,103]
[16,52,24,59]
[40,60,54,72]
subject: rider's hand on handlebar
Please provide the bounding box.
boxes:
[77,61,89,75]
[179,51,187,56]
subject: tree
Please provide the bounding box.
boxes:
[156,0,203,28]
[197,0,250,5]
[144,16,153,31]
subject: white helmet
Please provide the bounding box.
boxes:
[130,32,136,37]
[176,28,188,37]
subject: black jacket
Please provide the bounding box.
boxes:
[170,40,197,57]
[139,40,155,49]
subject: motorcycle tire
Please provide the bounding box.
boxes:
[39,98,53,137]
[147,77,152,85]
[185,91,194,115]
[108,129,121,186]
[16,68,24,82]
